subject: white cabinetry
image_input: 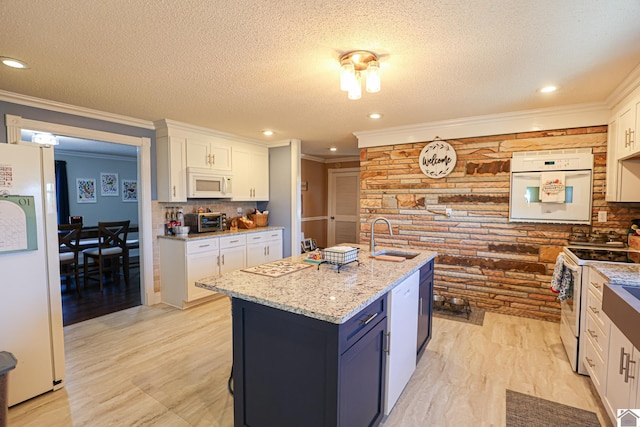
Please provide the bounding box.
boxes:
[232,143,269,201]
[219,235,246,274]
[156,135,187,203]
[246,230,283,267]
[604,322,639,424]
[583,267,610,396]
[606,85,640,202]
[159,237,219,309]
[186,135,232,172]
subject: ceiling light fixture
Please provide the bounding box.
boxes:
[540,85,557,93]
[339,50,380,100]
[262,130,274,136]
[329,147,337,152]
[368,113,383,119]
[31,133,58,145]
[1,57,28,69]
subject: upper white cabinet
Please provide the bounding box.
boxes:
[606,86,640,202]
[156,134,188,203]
[186,135,232,172]
[232,143,269,201]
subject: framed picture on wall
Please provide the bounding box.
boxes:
[100,172,119,196]
[122,179,137,202]
[76,178,97,203]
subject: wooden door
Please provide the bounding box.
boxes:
[328,169,360,247]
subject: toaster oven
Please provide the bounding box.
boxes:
[184,212,227,233]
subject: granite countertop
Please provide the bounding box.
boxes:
[196,244,437,324]
[591,263,640,287]
[158,226,284,241]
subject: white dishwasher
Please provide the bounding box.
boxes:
[385,270,419,415]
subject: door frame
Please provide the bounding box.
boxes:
[327,167,360,247]
[5,114,155,306]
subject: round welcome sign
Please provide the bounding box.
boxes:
[419,139,457,178]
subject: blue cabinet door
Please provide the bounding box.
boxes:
[339,317,387,427]
[417,260,434,360]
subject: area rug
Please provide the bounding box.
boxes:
[506,389,600,427]
[432,307,485,326]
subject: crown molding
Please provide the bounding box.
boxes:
[354,102,610,148]
[55,149,136,161]
[301,154,360,163]
[0,90,155,129]
[154,118,268,146]
[606,63,640,109]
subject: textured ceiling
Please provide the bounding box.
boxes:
[1,0,640,158]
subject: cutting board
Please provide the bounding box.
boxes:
[370,255,406,262]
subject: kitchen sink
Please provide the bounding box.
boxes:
[622,285,640,302]
[374,250,419,259]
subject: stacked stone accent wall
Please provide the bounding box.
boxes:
[359,126,640,322]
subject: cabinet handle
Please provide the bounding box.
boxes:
[384,331,391,355]
[267,246,270,255]
[230,240,239,243]
[199,244,210,248]
[590,281,601,289]
[217,255,220,266]
[172,185,176,197]
[222,254,225,265]
[587,329,597,339]
[419,297,423,315]
[626,358,636,383]
[585,357,596,368]
[360,312,378,326]
[589,306,599,315]
[630,129,635,146]
[620,347,627,375]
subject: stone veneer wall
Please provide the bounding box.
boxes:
[359,126,640,322]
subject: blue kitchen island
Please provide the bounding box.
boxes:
[196,244,436,427]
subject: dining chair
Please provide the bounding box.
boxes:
[83,220,130,291]
[58,223,83,296]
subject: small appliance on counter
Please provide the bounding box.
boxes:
[184,212,227,233]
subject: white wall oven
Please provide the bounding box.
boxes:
[562,242,640,375]
[510,149,593,224]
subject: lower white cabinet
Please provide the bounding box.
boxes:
[246,230,283,267]
[219,235,246,274]
[603,322,640,424]
[160,237,219,309]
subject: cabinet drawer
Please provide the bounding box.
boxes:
[219,235,246,249]
[584,337,606,391]
[247,232,268,243]
[187,238,219,254]
[586,289,607,329]
[585,311,608,356]
[589,269,606,300]
[339,294,387,354]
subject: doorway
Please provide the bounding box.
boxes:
[327,168,360,247]
[7,114,154,323]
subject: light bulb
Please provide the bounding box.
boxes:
[366,61,380,93]
[340,62,356,92]
[348,72,362,100]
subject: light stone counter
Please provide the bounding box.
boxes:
[591,263,640,287]
[196,244,437,324]
[157,225,284,241]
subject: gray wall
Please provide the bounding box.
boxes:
[0,101,157,198]
[260,145,292,257]
[56,152,138,227]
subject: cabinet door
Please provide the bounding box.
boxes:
[208,137,232,171]
[339,317,386,427]
[220,245,246,274]
[231,145,253,200]
[417,263,434,358]
[617,103,635,159]
[157,136,187,202]
[265,239,283,263]
[246,243,266,267]
[604,323,635,420]
[186,138,211,169]
[252,147,270,200]
[605,116,620,202]
[186,248,219,302]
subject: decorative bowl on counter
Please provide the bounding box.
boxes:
[173,226,190,236]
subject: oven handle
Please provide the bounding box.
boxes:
[562,259,579,273]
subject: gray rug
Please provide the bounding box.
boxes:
[506,390,601,427]
[432,307,485,326]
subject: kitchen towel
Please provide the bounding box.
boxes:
[539,171,566,203]
[550,253,572,301]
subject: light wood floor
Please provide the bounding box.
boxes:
[9,297,609,426]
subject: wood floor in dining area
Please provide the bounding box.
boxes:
[9,297,610,427]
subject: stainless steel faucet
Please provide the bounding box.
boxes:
[370,217,393,255]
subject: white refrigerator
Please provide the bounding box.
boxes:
[0,142,65,406]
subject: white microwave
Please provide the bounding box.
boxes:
[187,168,232,199]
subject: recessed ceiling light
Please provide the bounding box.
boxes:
[262,130,274,136]
[1,57,28,69]
[540,85,557,93]
[368,113,383,119]
[329,147,337,152]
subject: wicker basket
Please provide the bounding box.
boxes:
[249,213,268,227]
